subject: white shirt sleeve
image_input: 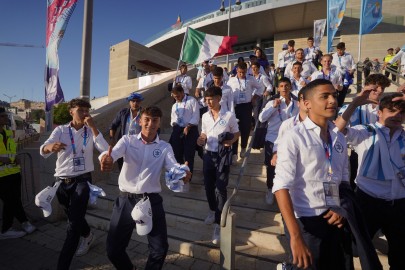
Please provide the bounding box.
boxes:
[258,101,277,122]
[40,126,63,158]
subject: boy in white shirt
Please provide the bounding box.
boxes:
[273,79,350,269]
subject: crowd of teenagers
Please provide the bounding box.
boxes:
[1,36,405,270]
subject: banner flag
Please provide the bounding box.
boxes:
[327,0,347,52]
[359,0,383,35]
[45,0,78,111]
[314,19,326,48]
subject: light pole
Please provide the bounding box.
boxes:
[3,94,16,104]
[220,0,241,69]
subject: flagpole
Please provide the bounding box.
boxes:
[358,0,364,63]
[326,0,330,53]
[173,27,189,88]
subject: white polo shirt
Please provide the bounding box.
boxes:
[346,123,405,200]
[100,133,179,194]
[258,97,299,143]
[331,52,356,76]
[310,67,342,86]
[175,74,192,95]
[273,118,349,217]
[40,123,109,177]
[201,107,239,152]
[170,95,200,127]
[226,75,262,105]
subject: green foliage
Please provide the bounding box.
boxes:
[31,109,45,124]
[53,103,72,125]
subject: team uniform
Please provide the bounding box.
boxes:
[304,46,320,63]
[290,76,308,97]
[40,123,109,270]
[174,74,192,95]
[284,60,318,79]
[332,52,356,107]
[310,67,342,86]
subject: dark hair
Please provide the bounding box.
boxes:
[212,66,224,77]
[292,61,303,67]
[288,40,295,47]
[180,63,187,68]
[270,63,275,67]
[251,62,261,68]
[68,99,91,110]
[237,57,245,63]
[0,107,6,114]
[295,48,304,53]
[300,79,333,100]
[141,106,163,118]
[336,42,345,50]
[364,74,391,89]
[379,92,405,112]
[237,62,248,70]
[205,86,222,98]
[278,77,292,85]
[307,37,314,41]
[172,84,184,93]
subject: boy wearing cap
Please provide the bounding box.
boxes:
[109,92,144,169]
[0,107,36,239]
[197,86,240,244]
[100,106,191,270]
[40,99,109,269]
[170,85,200,174]
[174,64,192,95]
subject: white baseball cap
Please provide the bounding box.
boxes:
[131,197,153,236]
[35,181,61,217]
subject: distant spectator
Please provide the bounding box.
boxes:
[255,47,269,69]
[383,48,398,81]
[363,57,373,78]
[231,57,245,76]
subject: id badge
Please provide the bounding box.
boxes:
[239,92,246,102]
[323,182,340,207]
[73,157,85,172]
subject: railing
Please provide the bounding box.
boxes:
[17,152,36,207]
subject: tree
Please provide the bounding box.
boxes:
[53,103,71,125]
[31,109,45,123]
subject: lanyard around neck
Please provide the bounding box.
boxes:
[278,99,294,121]
[68,125,87,156]
[175,96,188,118]
[323,129,333,176]
[237,77,247,91]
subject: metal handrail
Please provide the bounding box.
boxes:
[382,65,405,86]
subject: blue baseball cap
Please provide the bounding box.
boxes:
[127,92,144,101]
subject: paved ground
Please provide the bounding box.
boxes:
[0,219,220,270]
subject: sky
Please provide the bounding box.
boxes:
[0,1,222,103]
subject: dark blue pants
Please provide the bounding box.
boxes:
[169,125,199,173]
[337,84,349,108]
[106,193,168,270]
[56,175,91,270]
[0,173,28,232]
[232,102,253,155]
[264,141,275,190]
[203,152,230,224]
[283,212,350,270]
[356,188,405,270]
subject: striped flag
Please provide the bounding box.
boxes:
[45,0,78,111]
[180,28,237,64]
[359,0,383,35]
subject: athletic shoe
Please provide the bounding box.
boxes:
[212,224,220,245]
[21,221,36,234]
[75,232,94,256]
[204,211,215,225]
[0,228,26,240]
[240,148,247,158]
[265,189,274,205]
[277,262,287,270]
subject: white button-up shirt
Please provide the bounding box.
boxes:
[331,52,356,76]
[285,60,318,79]
[254,74,273,94]
[220,84,235,112]
[273,118,349,217]
[227,75,262,105]
[258,97,299,143]
[175,74,192,95]
[310,67,342,86]
[170,95,200,127]
[304,46,320,62]
[346,123,405,200]
[40,123,109,177]
[201,107,239,152]
[100,133,179,194]
[338,104,379,126]
[273,113,301,152]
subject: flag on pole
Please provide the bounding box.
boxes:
[314,19,326,48]
[327,0,347,52]
[180,28,238,64]
[171,15,182,30]
[359,0,383,35]
[45,0,78,112]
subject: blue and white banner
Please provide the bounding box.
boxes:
[314,19,326,48]
[45,0,78,111]
[327,0,347,52]
[360,0,383,35]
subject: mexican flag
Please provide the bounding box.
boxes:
[180,28,237,64]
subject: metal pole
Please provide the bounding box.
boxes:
[326,0,330,53]
[79,0,93,102]
[225,0,231,69]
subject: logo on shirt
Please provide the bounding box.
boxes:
[334,142,344,153]
[152,149,162,158]
[219,119,227,126]
[81,133,89,138]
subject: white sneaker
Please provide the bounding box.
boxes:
[276,262,286,270]
[265,189,274,205]
[240,148,247,158]
[21,221,36,234]
[0,228,26,240]
[204,211,215,225]
[75,232,94,256]
[212,224,220,245]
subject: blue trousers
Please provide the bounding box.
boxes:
[232,102,253,155]
[56,174,91,270]
[169,125,199,173]
[203,152,230,224]
[106,193,168,270]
